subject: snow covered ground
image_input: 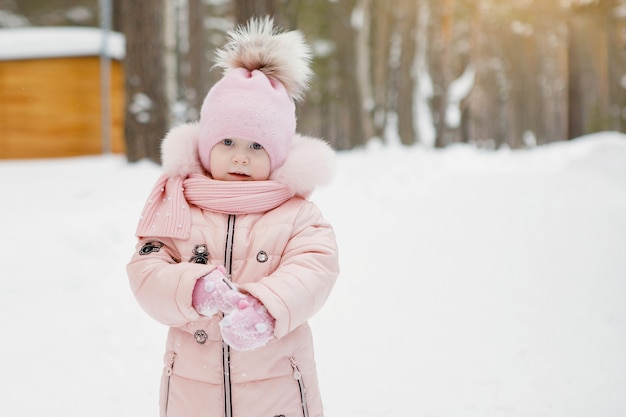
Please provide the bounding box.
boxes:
[1,132,625,417]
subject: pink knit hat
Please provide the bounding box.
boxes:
[196,17,312,175]
[198,67,295,173]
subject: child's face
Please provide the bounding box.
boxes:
[209,138,271,181]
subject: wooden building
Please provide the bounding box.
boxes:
[0,27,125,159]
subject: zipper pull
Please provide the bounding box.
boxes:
[290,357,302,380]
[166,352,176,376]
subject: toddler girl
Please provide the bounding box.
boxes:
[127,17,339,417]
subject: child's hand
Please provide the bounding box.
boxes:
[219,294,275,351]
[193,268,275,350]
[192,266,235,317]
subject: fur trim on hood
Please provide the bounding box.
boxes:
[160,122,335,197]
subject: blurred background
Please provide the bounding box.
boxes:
[0,0,625,161]
[1,3,626,416]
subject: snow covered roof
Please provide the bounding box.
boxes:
[0,27,125,61]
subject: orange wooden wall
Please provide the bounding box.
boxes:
[0,56,125,159]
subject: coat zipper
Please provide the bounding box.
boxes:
[222,214,236,417]
[222,342,232,417]
[165,352,176,415]
[224,214,235,275]
[290,357,310,417]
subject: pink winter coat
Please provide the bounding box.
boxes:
[127,123,339,417]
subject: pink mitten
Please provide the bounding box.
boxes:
[191,266,236,317]
[219,294,275,351]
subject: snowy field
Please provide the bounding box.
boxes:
[1,132,625,417]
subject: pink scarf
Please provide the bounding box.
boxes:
[136,173,295,239]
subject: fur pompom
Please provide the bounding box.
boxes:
[214,16,313,102]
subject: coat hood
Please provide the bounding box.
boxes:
[160,122,336,198]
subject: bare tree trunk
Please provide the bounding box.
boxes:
[331,0,367,149]
[607,0,626,132]
[171,0,209,123]
[369,0,393,140]
[573,0,623,138]
[118,1,167,163]
[185,0,205,119]
[233,0,276,22]
[430,0,456,147]
[394,0,419,145]
[353,0,376,142]
[536,10,568,145]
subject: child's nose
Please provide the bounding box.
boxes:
[232,153,249,164]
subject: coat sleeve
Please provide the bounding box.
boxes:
[126,238,215,327]
[240,202,339,339]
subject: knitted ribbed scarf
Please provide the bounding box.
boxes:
[136,173,295,239]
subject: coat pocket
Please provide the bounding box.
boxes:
[289,357,310,417]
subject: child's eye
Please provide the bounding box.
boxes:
[222,139,234,146]
[251,142,263,150]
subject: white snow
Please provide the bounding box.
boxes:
[0,27,125,60]
[129,92,154,124]
[1,132,625,417]
[445,64,476,128]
